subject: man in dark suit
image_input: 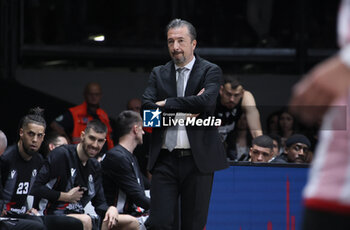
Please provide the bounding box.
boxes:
[142,19,229,230]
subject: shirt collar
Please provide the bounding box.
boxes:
[175,56,196,71]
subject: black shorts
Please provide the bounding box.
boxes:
[87,214,101,230]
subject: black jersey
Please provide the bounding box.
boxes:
[215,95,243,142]
[102,145,150,216]
[0,144,44,214]
[31,144,108,217]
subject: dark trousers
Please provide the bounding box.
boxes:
[1,214,83,230]
[302,207,350,230]
[1,215,45,230]
[43,215,83,230]
[147,150,214,230]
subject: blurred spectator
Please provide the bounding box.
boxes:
[272,134,311,163]
[50,82,114,154]
[245,135,274,162]
[267,133,282,161]
[227,113,252,161]
[278,108,298,148]
[126,98,142,114]
[40,131,68,157]
[266,110,280,135]
[0,130,7,155]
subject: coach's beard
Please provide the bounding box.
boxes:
[172,52,186,66]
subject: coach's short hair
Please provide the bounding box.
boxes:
[166,18,197,41]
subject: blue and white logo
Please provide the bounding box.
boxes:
[143,108,161,127]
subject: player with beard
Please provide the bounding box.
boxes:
[214,75,262,160]
[0,107,47,230]
[142,19,229,230]
[31,120,139,230]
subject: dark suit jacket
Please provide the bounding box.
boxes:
[142,55,229,173]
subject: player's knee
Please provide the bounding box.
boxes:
[79,215,92,230]
[115,215,140,230]
[128,216,140,230]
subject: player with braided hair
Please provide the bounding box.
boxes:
[0,107,83,230]
[0,107,47,229]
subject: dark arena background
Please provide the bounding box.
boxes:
[0,0,341,229]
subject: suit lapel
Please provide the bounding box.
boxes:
[185,58,202,96]
[163,63,177,97]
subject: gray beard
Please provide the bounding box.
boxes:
[173,56,186,66]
